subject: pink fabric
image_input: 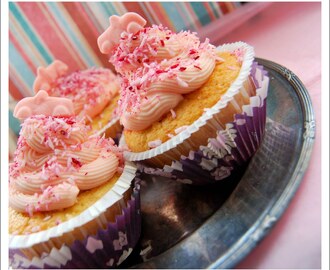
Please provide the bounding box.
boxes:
[213,2,321,269]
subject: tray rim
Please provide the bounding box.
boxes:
[135,57,316,269]
[209,57,316,268]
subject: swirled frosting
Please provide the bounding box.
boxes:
[100,18,219,130]
[34,63,120,120]
[9,115,123,215]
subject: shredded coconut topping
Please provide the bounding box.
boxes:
[108,24,218,118]
[9,115,123,215]
[148,139,162,148]
[44,67,118,118]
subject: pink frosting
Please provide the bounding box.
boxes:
[33,60,120,120]
[98,13,219,131]
[9,115,123,215]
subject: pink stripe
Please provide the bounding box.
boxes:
[149,3,175,30]
[203,3,217,21]
[9,65,33,98]
[63,3,109,68]
[71,3,99,37]
[9,31,37,75]
[18,2,84,71]
[39,2,87,69]
[9,78,25,101]
[174,3,191,29]
[184,3,202,29]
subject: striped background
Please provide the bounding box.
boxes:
[8,2,243,157]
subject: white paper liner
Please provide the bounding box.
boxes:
[124,42,256,165]
[92,116,122,140]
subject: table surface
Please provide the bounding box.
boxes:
[213,2,322,269]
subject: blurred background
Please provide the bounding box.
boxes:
[8,2,270,158]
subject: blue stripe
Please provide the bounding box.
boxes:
[87,2,112,30]
[190,2,211,26]
[210,2,221,19]
[9,110,22,136]
[9,41,35,90]
[101,2,116,16]
[82,3,104,33]
[47,2,95,67]
[9,2,53,64]
[138,3,155,25]
[162,3,187,31]
[9,18,42,68]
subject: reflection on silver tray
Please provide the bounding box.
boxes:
[121,58,315,269]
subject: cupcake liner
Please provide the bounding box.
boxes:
[137,62,269,185]
[92,116,123,144]
[9,162,141,269]
[124,42,261,167]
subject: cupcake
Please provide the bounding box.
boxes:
[9,92,140,268]
[97,12,269,184]
[33,60,122,139]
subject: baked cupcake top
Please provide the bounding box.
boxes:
[98,12,220,131]
[10,92,123,215]
[33,60,120,120]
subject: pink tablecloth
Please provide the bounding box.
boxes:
[214,2,321,269]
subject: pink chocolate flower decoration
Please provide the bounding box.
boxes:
[14,90,74,120]
[33,60,68,92]
[97,12,147,54]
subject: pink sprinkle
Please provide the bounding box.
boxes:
[227,65,238,70]
[31,226,41,233]
[170,109,176,119]
[72,158,82,168]
[55,218,62,225]
[117,166,124,174]
[175,125,188,134]
[43,215,52,221]
[232,47,245,62]
[217,56,225,62]
[167,133,174,138]
[148,139,162,148]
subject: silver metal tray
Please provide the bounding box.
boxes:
[122,58,316,269]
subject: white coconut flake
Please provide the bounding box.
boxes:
[170,109,176,119]
[227,65,238,70]
[43,215,52,221]
[148,139,162,148]
[175,125,188,134]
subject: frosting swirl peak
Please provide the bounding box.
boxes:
[9,115,123,215]
[98,13,219,130]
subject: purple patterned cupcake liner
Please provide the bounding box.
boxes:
[9,164,141,269]
[138,63,269,185]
